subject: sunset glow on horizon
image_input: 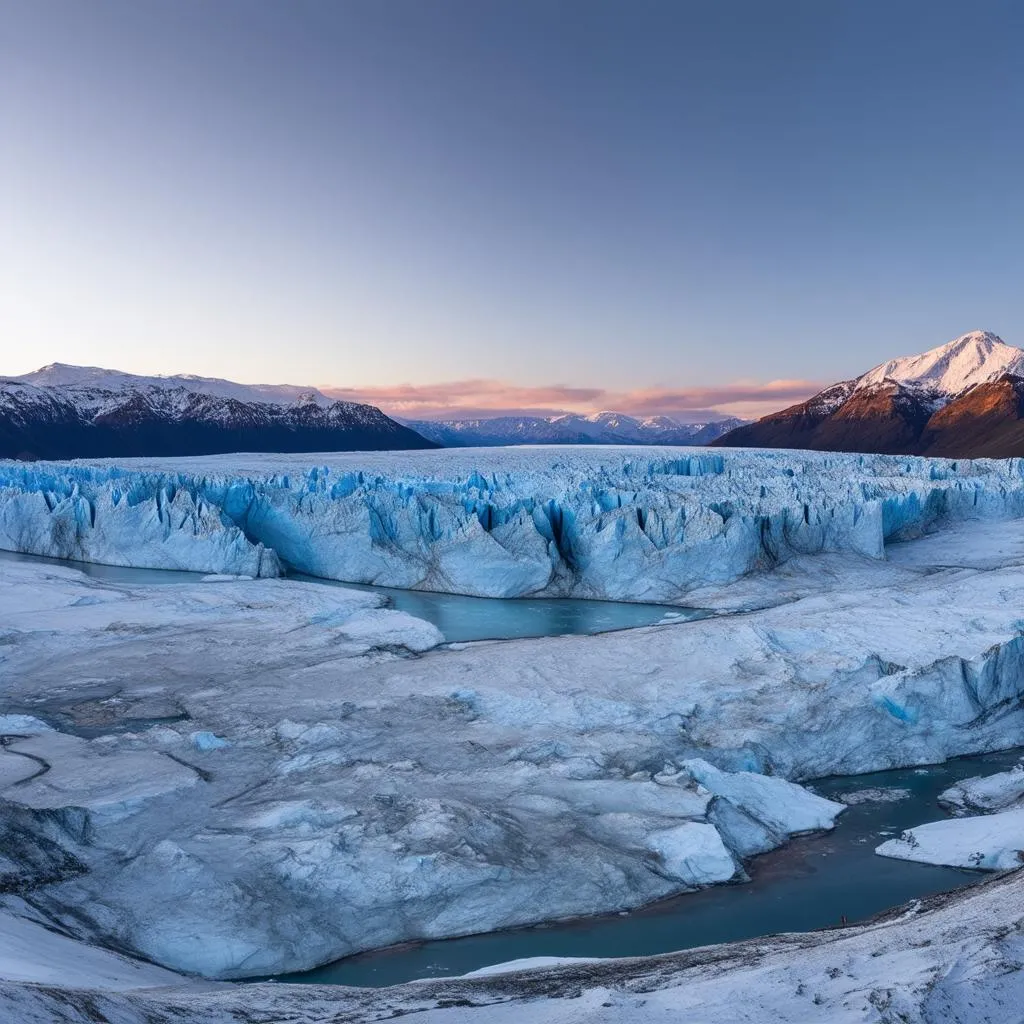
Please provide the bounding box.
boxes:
[4,1,1023,416]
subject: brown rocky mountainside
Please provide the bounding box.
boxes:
[921,375,1024,458]
[716,373,1024,459]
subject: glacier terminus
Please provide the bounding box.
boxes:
[3,446,1024,598]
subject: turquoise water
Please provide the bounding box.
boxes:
[280,747,1023,988]
[292,573,703,643]
[0,549,698,643]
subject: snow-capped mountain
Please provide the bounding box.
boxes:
[716,331,1024,458]
[18,362,341,408]
[0,364,436,459]
[855,331,1024,402]
[405,412,746,448]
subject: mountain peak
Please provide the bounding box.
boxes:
[14,362,342,408]
[22,363,121,387]
[715,329,1024,458]
[856,330,1024,399]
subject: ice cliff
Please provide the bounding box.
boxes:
[3,447,1024,599]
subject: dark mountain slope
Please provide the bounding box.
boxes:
[0,369,436,460]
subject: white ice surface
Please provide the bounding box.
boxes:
[460,955,601,977]
[683,758,845,836]
[939,765,1024,815]
[0,909,180,989]
[646,821,737,885]
[0,714,52,734]
[0,732,198,821]
[876,809,1024,871]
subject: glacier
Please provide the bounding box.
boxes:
[3,446,1024,598]
[4,510,1024,979]
[5,445,1024,991]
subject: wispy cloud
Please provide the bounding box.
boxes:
[322,378,821,422]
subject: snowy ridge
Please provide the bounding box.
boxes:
[10,363,341,409]
[803,378,858,417]
[2,446,1024,599]
[855,330,1024,402]
[0,363,435,458]
[406,412,746,447]
[4,363,379,422]
[715,330,1024,458]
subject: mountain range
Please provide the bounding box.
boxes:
[0,364,435,460]
[404,412,746,448]
[716,331,1024,458]
[6,333,1024,461]
[0,363,747,460]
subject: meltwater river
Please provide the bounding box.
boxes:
[281,748,1022,987]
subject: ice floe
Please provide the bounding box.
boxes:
[939,764,1024,815]
[876,808,1024,871]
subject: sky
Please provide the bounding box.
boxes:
[3,1,1024,421]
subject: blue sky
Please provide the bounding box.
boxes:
[3,1,1023,418]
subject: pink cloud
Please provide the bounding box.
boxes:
[322,378,821,422]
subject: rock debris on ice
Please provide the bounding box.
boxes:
[837,787,911,805]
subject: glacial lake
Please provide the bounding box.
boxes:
[291,572,706,642]
[0,549,700,643]
[280,747,1024,988]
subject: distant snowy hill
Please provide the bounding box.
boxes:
[405,412,746,448]
[0,364,436,459]
[717,331,1024,458]
[18,363,342,408]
